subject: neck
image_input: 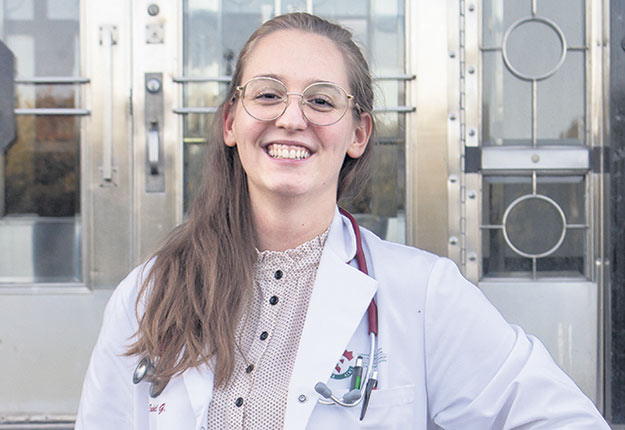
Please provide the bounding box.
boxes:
[250,192,336,252]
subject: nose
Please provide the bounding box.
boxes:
[274,93,308,131]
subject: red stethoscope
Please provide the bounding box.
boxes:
[314,208,379,421]
[133,208,379,419]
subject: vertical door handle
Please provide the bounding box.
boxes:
[99,25,117,183]
[145,74,164,192]
[148,122,159,174]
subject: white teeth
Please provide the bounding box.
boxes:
[267,144,310,160]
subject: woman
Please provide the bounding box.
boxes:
[77,13,610,429]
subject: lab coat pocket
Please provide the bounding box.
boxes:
[348,384,419,429]
[309,384,420,429]
[361,384,419,428]
[367,384,416,409]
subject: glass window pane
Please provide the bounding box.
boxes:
[1,1,81,283]
[482,51,532,145]
[481,0,586,147]
[536,0,585,47]
[536,52,585,143]
[481,175,587,279]
[482,1,529,47]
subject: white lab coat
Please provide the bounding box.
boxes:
[77,208,610,429]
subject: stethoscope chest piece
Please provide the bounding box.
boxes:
[132,356,154,384]
[133,356,168,397]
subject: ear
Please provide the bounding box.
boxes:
[223,100,237,147]
[346,112,372,159]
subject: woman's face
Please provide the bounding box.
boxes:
[223,29,371,204]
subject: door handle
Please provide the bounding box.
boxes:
[145,73,165,192]
[148,122,159,175]
[99,25,118,184]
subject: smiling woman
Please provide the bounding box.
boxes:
[223,28,371,245]
[76,12,609,430]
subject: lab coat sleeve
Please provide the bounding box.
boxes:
[76,265,145,429]
[424,258,610,429]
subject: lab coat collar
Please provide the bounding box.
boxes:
[284,207,378,428]
[329,206,359,264]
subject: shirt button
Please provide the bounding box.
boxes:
[235,397,244,407]
[246,364,254,373]
[298,394,307,403]
[269,295,279,305]
[260,331,269,340]
[274,270,283,280]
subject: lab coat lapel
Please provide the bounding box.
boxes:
[182,362,214,428]
[284,209,378,429]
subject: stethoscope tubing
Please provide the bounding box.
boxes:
[315,209,379,408]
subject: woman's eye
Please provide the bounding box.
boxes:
[307,96,335,110]
[252,89,284,103]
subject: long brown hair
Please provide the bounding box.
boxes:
[127,12,376,388]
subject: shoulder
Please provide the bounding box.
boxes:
[358,225,454,283]
[103,259,155,329]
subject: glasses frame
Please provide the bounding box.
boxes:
[235,76,359,126]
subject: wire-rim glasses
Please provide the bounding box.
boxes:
[236,77,357,126]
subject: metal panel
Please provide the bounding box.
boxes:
[481,145,590,172]
[131,0,182,263]
[443,0,460,261]
[0,290,112,421]
[608,0,625,423]
[84,0,133,287]
[405,1,449,254]
[464,0,480,281]
[480,280,600,403]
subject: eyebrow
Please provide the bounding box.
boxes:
[250,73,336,87]
[251,73,284,81]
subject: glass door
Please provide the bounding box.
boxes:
[0,0,181,422]
[449,0,606,407]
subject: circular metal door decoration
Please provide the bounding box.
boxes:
[502,16,567,81]
[502,194,567,258]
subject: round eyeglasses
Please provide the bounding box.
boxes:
[236,77,357,126]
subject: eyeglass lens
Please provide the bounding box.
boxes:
[241,78,349,126]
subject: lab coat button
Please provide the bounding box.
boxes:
[235,397,244,407]
[274,270,283,279]
[260,331,269,340]
[269,295,279,305]
[298,394,307,403]
[246,364,254,373]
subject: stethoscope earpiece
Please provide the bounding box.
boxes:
[315,382,363,406]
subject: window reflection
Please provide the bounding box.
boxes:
[1,0,81,283]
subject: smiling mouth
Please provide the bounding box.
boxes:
[267,143,311,160]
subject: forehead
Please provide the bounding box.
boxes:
[241,29,349,89]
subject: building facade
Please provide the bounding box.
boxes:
[1,0,623,427]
